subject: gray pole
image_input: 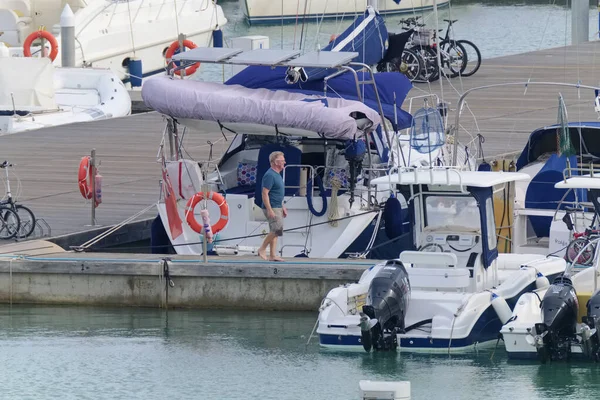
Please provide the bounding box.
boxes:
[60,4,76,67]
[572,0,589,45]
[367,0,379,11]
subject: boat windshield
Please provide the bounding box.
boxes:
[424,195,480,232]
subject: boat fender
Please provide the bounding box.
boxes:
[490,292,512,325]
[306,175,327,217]
[165,39,200,77]
[128,58,143,87]
[383,194,404,239]
[94,173,103,208]
[212,29,223,48]
[78,156,93,200]
[535,272,550,290]
[23,30,59,61]
[185,191,229,234]
[199,209,214,243]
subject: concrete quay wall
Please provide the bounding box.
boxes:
[0,257,366,311]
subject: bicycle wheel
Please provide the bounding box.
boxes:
[439,40,467,78]
[0,207,20,240]
[565,237,595,265]
[395,48,423,82]
[456,39,481,77]
[407,45,439,83]
[15,204,36,238]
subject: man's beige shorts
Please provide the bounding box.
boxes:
[263,208,284,236]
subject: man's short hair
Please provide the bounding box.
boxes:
[269,151,284,164]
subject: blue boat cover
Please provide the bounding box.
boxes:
[516,122,600,170]
[225,7,413,133]
[525,154,587,238]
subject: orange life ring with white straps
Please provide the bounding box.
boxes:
[165,39,200,77]
[23,30,59,62]
[78,156,93,200]
[185,191,229,234]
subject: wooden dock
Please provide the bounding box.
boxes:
[2,41,600,245]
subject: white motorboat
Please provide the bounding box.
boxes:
[0,0,227,81]
[316,167,567,352]
[0,54,131,134]
[501,172,600,361]
[241,0,449,25]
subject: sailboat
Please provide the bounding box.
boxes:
[141,4,474,259]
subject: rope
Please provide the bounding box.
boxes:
[85,209,380,252]
[328,177,342,226]
[73,203,157,251]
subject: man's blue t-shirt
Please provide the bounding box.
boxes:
[262,168,284,209]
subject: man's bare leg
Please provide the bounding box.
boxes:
[269,236,283,261]
[258,233,276,260]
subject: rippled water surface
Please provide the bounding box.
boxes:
[1,305,600,399]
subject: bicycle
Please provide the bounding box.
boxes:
[438,18,482,77]
[376,29,423,82]
[562,206,599,265]
[0,161,36,239]
[398,16,467,82]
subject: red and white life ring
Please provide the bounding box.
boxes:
[23,30,59,62]
[78,156,93,200]
[165,39,200,76]
[185,191,229,234]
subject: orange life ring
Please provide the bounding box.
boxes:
[78,156,93,200]
[185,191,229,234]
[165,39,200,76]
[23,30,59,62]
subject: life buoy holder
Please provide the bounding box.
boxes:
[78,156,93,200]
[185,191,229,234]
[23,30,59,62]
[165,39,200,76]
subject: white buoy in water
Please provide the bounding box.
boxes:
[490,292,512,324]
[535,272,550,290]
[359,380,411,400]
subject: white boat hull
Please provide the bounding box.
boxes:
[317,256,566,352]
[0,0,227,80]
[501,266,597,360]
[241,0,449,24]
[0,58,131,134]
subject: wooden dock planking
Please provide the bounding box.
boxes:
[2,41,600,241]
[411,41,600,157]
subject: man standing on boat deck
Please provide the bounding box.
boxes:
[258,151,287,262]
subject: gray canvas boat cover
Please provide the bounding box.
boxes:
[141,76,380,139]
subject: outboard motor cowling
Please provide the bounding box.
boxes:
[360,260,410,352]
[534,275,579,362]
[581,290,600,361]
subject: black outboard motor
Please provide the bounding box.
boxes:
[581,290,600,361]
[534,275,579,362]
[360,260,410,352]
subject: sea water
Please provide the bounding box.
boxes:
[1,305,599,399]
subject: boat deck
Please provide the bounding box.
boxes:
[1,40,600,246]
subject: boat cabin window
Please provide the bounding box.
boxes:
[425,196,480,232]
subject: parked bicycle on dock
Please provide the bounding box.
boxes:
[1,161,37,239]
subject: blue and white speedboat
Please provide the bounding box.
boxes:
[317,167,566,352]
